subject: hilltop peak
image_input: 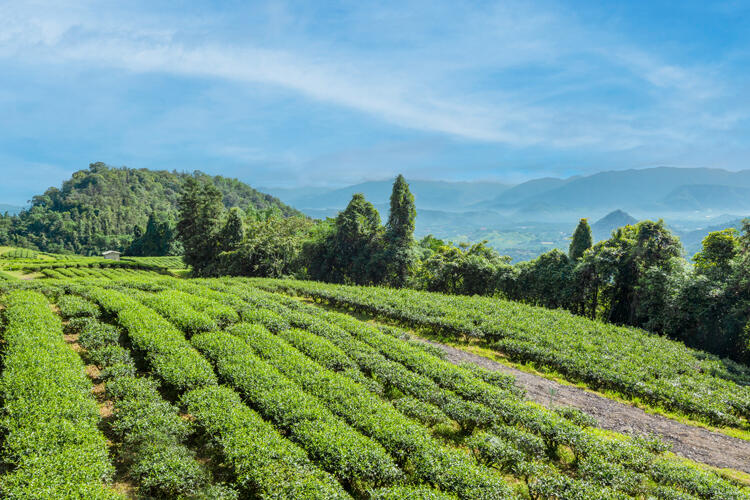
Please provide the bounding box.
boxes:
[592,209,638,241]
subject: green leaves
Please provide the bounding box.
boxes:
[253,278,750,427]
[182,386,351,499]
[192,331,401,490]
[88,287,217,391]
[0,291,118,498]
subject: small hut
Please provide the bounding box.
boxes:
[102,250,121,261]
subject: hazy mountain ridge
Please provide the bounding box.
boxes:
[264,179,512,212]
[266,167,750,261]
[270,167,750,218]
[663,185,750,211]
[503,167,750,216]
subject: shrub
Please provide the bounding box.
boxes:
[0,291,118,498]
[182,385,351,499]
[57,294,100,319]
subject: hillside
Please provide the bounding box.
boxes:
[664,185,750,211]
[490,167,750,214]
[473,177,572,208]
[0,163,300,255]
[1,264,749,497]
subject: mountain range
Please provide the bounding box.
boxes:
[267,167,750,220]
[266,167,750,260]
[263,180,511,212]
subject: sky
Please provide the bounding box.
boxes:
[1,0,750,205]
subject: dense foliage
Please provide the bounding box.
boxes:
[179,176,417,286]
[0,162,299,255]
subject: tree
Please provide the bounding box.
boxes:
[569,218,593,260]
[335,194,384,284]
[515,249,572,309]
[177,177,224,275]
[217,215,313,278]
[305,194,384,284]
[578,220,681,329]
[218,207,246,253]
[385,175,417,286]
[126,212,178,256]
[0,162,299,255]
[693,228,739,276]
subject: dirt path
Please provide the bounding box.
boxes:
[416,336,750,473]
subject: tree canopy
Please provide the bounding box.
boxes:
[0,162,299,255]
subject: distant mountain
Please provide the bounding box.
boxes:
[543,167,750,210]
[474,177,571,208]
[258,186,334,206]
[268,167,750,261]
[0,162,300,255]
[678,218,748,257]
[474,167,750,218]
[0,204,24,215]
[267,179,511,212]
[592,210,638,241]
[270,167,750,222]
[663,185,750,211]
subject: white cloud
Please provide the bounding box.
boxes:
[0,0,746,156]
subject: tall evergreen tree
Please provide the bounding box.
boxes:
[386,175,416,244]
[333,193,383,283]
[569,218,593,260]
[385,175,417,286]
[218,207,246,252]
[177,177,224,275]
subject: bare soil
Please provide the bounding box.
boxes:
[417,336,750,473]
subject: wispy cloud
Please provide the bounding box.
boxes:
[0,0,748,194]
[1,1,742,150]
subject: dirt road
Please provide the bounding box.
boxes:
[419,337,750,473]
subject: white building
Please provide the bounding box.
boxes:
[102,250,121,261]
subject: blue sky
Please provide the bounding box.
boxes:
[1,0,749,204]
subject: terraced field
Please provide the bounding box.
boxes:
[0,246,181,279]
[251,279,750,432]
[1,273,749,499]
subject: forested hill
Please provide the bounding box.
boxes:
[0,162,300,255]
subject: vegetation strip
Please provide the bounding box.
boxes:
[86,287,217,391]
[221,280,750,499]
[182,385,352,499]
[0,290,118,498]
[222,322,514,499]
[192,330,404,492]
